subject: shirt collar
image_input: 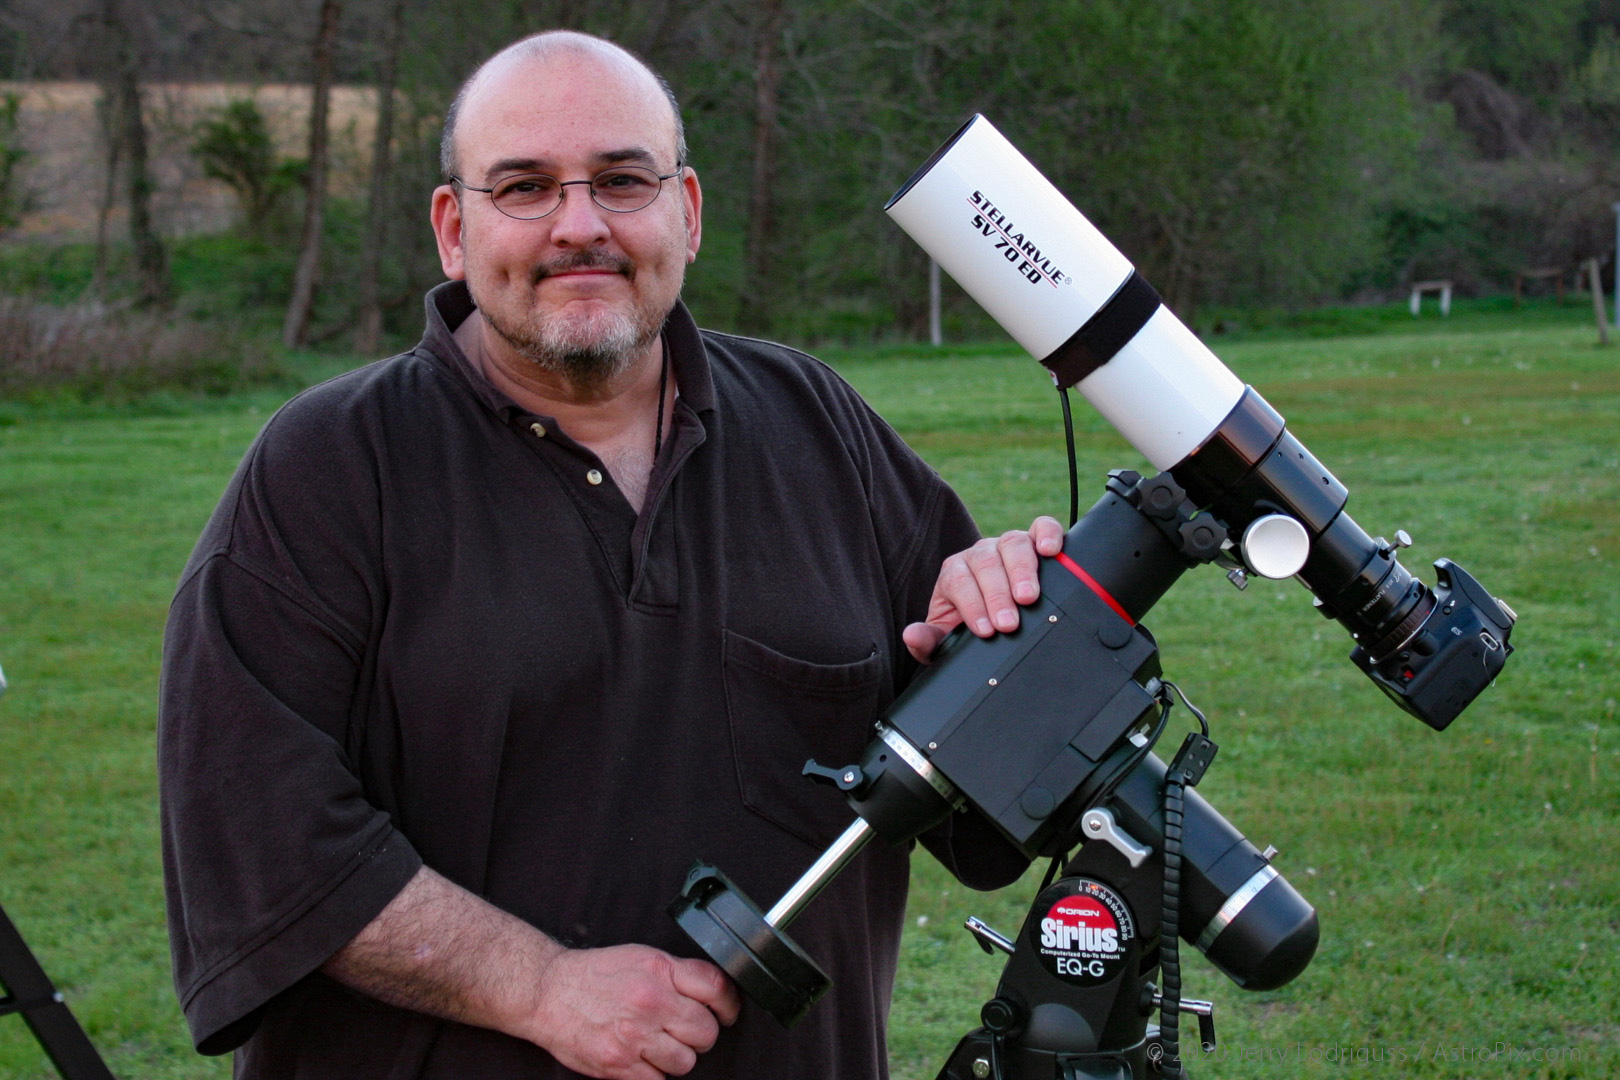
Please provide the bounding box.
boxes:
[418,279,715,421]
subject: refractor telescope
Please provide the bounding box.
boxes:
[671,116,1516,1079]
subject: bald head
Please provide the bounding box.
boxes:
[440,31,687,181]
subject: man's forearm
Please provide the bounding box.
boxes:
[322,864,559,1039]
[320,864,740,1080]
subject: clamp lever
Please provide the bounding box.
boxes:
[802,760,866,793]
[1081,807,1153,868]
[1152,993,1218,1052]
[964,916,1016,956]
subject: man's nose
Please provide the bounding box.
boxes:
[547,182,613,247]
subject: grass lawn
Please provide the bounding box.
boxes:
[1,302,1616,1078]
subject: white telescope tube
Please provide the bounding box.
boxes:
[884,115,1243,470]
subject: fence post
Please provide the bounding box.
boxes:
[1589,258,1609,345]
[928,258,942,347]
[1612,203,1620,327]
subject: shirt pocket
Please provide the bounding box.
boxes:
[722,628,886,850]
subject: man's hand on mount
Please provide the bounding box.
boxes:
[525,944,741,1080]
[904,515,1066,663]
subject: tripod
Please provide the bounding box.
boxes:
[0,903,117,1080]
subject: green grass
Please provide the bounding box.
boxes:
[1,410,272,1077]
[1,305,1616,1078]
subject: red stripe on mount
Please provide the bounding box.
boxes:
[1055,552,1135,626]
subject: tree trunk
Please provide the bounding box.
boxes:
[88,90,123,299]
[283,0,342,350]
[101,0,168,308]
[735,0,785,337]
[355,0,403,357]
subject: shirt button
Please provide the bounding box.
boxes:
[529,422,546,438]
[586,469,603,485]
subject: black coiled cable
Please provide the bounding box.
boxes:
[1155,680,1209,1078]
[1156,766,1187,1077]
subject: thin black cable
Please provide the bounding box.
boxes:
[653,342,669,460]
[1157,765,1187,1077]
[1160,680,1209,737]
[1087,695,1172,813]
[1058,385,1079,527]
[1154,679,1216,1078]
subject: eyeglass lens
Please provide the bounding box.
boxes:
[491,167,668,218]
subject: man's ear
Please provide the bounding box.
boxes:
[680,166,703,264]
[431,185,467,280]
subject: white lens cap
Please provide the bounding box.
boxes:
[1241,514,1311,579]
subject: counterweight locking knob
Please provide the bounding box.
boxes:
[802,759,866,792]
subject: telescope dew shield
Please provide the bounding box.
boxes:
[884,114,1243,470]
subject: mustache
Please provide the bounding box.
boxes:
[533,250,635,284]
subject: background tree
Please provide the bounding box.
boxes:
[282,0,342,349]
[734,0,787,336]
[0,92,27,236]
[8,0,1620,344]
[355,0,404,355]
[88,83,124,296]
[99,0,170,308]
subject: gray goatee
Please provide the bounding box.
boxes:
[488,250,662,394]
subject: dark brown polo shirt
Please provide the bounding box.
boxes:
[159,282,1027,1079]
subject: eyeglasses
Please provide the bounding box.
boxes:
[451,164,684,220]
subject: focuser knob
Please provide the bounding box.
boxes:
[1241,513,1310,579]
[1374,529,1414,557]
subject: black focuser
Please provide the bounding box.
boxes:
[1171,386,1516,731]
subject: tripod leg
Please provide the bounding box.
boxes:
[0,905,117,1080]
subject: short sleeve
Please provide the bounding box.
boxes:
[159,401,423,1054]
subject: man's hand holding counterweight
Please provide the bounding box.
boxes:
[324,867,739,1080]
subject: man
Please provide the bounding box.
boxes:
[160,31,1061,1080]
